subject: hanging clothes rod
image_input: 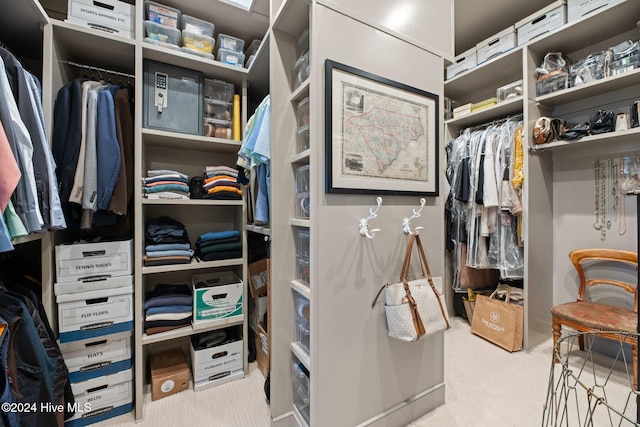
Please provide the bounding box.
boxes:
[64,60,135,80]
[459,113,524,135]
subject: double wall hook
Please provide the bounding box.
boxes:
[359,197,382,239]
[402,198,426,234]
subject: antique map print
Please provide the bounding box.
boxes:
[341,81,429,182]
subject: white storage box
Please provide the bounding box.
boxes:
[62,332,132,383]
[190,335,243,384]
[57,286,134,343]
[191,271,243,323]
[55,239,133,282]
[567,0,621,22]
[516,1,567,46]
[446,47,477,80]
[66,369,133,427]
[55,274,132,296]
[476,26,516,64]
[66,0,134,39]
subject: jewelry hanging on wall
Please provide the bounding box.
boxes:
[593,160,601,233]
[593,160,607,240]
[616,157,626,235]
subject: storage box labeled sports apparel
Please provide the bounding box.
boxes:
[62,332,132,383]
[470,284,523,352]
[372,234,450,342]
[190,271,243,322]
[67,0,135,39]
[55,239,133,282]
[57,286,134,343]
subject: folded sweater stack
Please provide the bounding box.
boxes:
[144,169,190,200]
[202,165,242,200]
[143,284,193,335]
[195,230,242,261]
[144,216,193,266]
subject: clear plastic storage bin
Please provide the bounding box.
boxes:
[204,99,232,121]
[295,321,310,354]
[218,48,245,67]
[182,30,214,53]
[496,80,523,102]
[611,53,640,76]
[536,72,569,96]
[144,37,182,51]
[144,20,181,46]
[296,97,310,128]
[217,34,245,52]
[296,125,309,153]
[145,1,181,28]
[295,164,310,194]
[293,52,310,88]
[181,14,214,36]
[296,29,309,57]
[295,228,310,259]
[295,192,310,219]
[204,79,234,102]
[245,39,261,57]
[294,292,310,326]
[292,357,310,424]
[180,47,214,60]
[203,118,232,139]
[296,256,309,285]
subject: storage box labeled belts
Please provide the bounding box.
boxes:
[66,0,135,39]
[516,1,567,46]
[66,369,133,427]
[143,60,203,135]
[190,329,243,389]
[57,286,134,343]
[476,26,516,64]
[55,239,133,283]
[567,0,622,22]
[446,47,477,80]
[62,332,132,383]
[191,271,243,322]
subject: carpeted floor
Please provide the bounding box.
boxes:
[96,316,634,426]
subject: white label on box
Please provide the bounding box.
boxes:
[68,0,134,36]
[161,380,175,393]
[200,305,238,318]
[251,271,267,290]
[74,381,132,411]
[225,55,239,65]
[58,253,127,277]
[62,298,131,328]
[65,338,129,370]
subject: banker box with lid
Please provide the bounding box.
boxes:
[181,14,215,36]
[144,21,181,46]
[67,0,134,39]
[516,1,567,46]
[55,239,133,282]
[190,328,243,389]
[567,0,622,22]
[145,1,180,28]
[446,47,477,80]
[62,332,132,383]
[190,271,243,322]
[476,26,516,65]
[217,34,245,52]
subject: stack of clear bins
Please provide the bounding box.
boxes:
[292,356,310,424]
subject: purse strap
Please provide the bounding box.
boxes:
[489,284,512,303]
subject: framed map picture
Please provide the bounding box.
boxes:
[325,60,439,196]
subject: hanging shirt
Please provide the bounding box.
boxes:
[3,200,27,241]
[96,86,121,211]
[0,121,20,213]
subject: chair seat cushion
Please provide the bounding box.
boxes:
[551,301,636,332]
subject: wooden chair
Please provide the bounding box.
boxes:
[551,248,638,387]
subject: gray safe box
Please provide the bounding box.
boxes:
[143,60,203,135]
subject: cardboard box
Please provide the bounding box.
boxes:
[57,286,134,343]
[67,369,133,427]
[567,0,622,22]
[248,259,268,298]
[249,295,267,332]
[446,47,477,80]
[62,332,132,383]
[190,335,243,384]
[66,0,134,39]
[255,328,269,377]
[150,349,190,401]
[476,26,516,65]
[55,239,133,283]
[191,271,243,322]
[55,274,132,296]
[516,1,567,46]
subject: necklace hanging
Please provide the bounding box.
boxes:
[593,160,601,232]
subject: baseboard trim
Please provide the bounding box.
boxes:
[355,382,446,427]
[273,411,296,427]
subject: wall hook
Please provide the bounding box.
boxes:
[359,197,382,239]
[402,198,426,234]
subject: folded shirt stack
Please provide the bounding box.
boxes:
[144,216,193,266]
[143,283,193,335]
[202,165,243,200]
[144,169,190,199]
[195,230,242,261]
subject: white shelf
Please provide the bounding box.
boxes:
[142,258,244,275]
[445,96,523,129]
[292,405,310,427]
[529,127,640,152]
[291,149,311,164]
[291,280,311,300]
[2,0,48,60]
[290,79,310,103]
[290,219,311,228]
[143,198,242,206]
[11,233,45,246]
[272,0,310,37]
[142,316,244,345]
[246,224,272,236]
[142,128,242,153]
[247,30,271,99]
[534,68,640,106]
[291,342,311,370]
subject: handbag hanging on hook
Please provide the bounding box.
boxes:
[372,233,450,342]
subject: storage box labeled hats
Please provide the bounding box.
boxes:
[55,239,133,283]
[62,332,132,383]
[190,271,243,322]
[55,274,132,296]
[516,1,567,46]
[57,286,134,343]
[150,348,190,401]
[476,26,516,64]
[190,329,243,388]
[567,0,622,22]
[67,0,134,39]
[66,369,133,427]
[446,47,477,80]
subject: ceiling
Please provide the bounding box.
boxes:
[454,0,553,54]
